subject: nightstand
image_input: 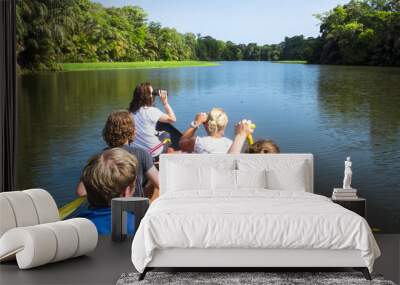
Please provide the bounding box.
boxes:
[111,197,150,242]
[331,197,366,218]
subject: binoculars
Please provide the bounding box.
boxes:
[152,89,166,96]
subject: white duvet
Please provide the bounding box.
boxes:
[131,190,380,273]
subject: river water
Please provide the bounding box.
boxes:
[17,62,400,233]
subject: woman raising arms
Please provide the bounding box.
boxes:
[179,108,233,154]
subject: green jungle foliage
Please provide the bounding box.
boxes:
[16,0,400,71]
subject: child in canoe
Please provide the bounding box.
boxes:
[78,148,138,235]
[228,120,280,154]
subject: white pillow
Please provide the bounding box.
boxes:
[167,162,212,191]
[212,168,237,190]
[238,159,308,191]
[236,169,267,189]
[266,161,307,191]
[211,169,268,190]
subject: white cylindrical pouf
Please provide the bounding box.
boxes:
[0,226,57,269]
[24,189,60,224]
[1,192,39,227]
[0,219,98,269]
[63,218,98,257]
[42,221,79,262]
[0,196,17,237]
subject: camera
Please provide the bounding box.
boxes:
[152,89,167,96]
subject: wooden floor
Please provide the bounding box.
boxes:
[0,235,399,285]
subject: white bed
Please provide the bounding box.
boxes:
[131,154,380,280]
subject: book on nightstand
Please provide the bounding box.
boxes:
[332,188,358,200]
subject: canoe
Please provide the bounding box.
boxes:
[59,197,86,220]
[156,122,182,150]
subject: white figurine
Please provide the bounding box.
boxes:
[343,156,352,189]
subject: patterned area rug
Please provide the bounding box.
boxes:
[117,272,396,285]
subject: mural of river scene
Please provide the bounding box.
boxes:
[17,62,400,233]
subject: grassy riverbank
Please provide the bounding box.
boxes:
[61,61,218,71]
[274,60,307,64]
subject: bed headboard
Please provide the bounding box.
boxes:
[159,154,314,195]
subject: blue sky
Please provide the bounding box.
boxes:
[95,0,349,44]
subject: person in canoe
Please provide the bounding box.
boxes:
[179,108,233,153]
[76,110,160,201]
[180,108,256,154]
[128,82,178,161]
[78,148,138,235]
[228,120,280,154]
[247,139,280,153]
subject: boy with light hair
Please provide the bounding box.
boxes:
[82,148,138,207]
[79,148,138,234]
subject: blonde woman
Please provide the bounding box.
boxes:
[179,108,233,153]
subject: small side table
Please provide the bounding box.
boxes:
[331,197,366,218]
[111,197,149,242]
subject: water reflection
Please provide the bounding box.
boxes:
[316,65,400,232]
[17,62,400,232]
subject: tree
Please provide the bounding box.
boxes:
[16,0,400,71]
[316,0,400,65]
[281,35,307,60]
[17,0,77,70]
